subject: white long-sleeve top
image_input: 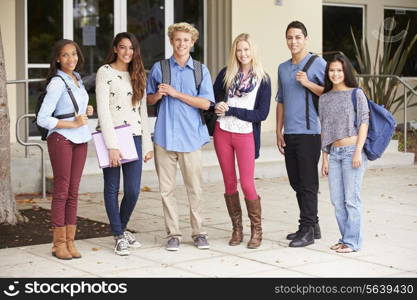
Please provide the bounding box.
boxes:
[95,64,153,157]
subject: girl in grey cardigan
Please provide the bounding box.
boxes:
[319,54,369,253]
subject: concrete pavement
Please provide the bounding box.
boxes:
[1,166,417,278]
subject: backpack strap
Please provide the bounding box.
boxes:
[54,74,80,115]
[351,87,360,128]
[192,59,207,124]
[157,58,207,124]
[302,54,319,130]
[193,59,203,92]
[155,59,171,117]
[160,59,171,85]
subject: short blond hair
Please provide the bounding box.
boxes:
[168,22,199,42]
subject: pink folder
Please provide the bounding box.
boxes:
[92,124,139,168]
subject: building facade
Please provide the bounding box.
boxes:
[1,0,416,143]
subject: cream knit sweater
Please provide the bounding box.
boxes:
[95,64,153,157]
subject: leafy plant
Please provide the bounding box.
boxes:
[351,19,417,114]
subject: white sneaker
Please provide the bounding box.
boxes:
[123,231,142,248]
[114,236,130,256]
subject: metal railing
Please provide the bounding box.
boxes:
[15,114,46,201]
[7,78,47,200]
[355,74,417,153]
[6,78,46,158]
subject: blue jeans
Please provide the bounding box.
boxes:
[103,136,142,236]
[328,145,366,251]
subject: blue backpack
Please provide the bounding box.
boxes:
[351,88,396,161]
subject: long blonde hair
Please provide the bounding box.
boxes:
[224,33,266,90]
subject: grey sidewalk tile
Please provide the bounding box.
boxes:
[172,255,279,277]
[388,271,417,278]
[103,265,205,277]
[208,238,282,255]
[1,258,93,278]
[290,259,403,277]
[62,253,156,276]
[239,247,341,269]
[358,253,417,272]
[0,248,44,268]
[131,244,224,265]
[236,268,313,278]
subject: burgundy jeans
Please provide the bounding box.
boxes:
[47,132,87,227]
[213,122,258,200]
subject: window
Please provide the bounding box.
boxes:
[28,0,63,64]
[174,0,205,62]
[27,0,63,136]
[384,8,417,76]
[322,4,364,68]
[127,0,165,70]
[73,0,114,110]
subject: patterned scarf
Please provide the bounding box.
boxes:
[228,70,257,98]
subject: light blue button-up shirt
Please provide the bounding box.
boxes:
[146,56,215,152]
[37,70,91,143]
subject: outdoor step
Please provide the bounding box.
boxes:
[11,138,415,194]
[45,146,286,193]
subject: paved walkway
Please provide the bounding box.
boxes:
[2,166,417,278]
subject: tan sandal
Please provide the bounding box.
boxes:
[336,244,354,253]
[330,243,344,250]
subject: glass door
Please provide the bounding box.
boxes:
[73,0,114,115]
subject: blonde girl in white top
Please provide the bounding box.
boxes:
[213,33,271,249]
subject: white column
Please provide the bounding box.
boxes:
[63,0,73,39]
[164,0,174,58]
[114,0,127,35]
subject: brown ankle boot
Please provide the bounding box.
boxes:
[224,191,243,246]
[52,226,72,260]
[66,224,81,258]
[245,196,262,249]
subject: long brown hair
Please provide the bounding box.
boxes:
[323,54,358,93]
[46,39,84,85]
[104,32,146,106]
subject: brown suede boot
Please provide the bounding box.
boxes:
[224,192,243,246]
[66,224,81,259]
[245,196,262,249]
[52,226,72,260]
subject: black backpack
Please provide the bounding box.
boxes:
[34,75,79,140]
[156,59,214,132]
[301,54,319,130]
